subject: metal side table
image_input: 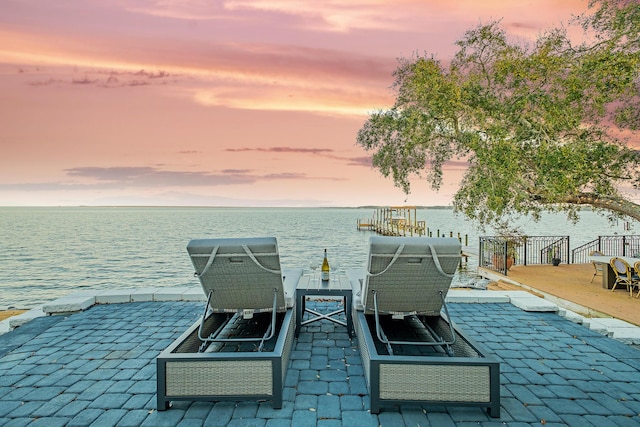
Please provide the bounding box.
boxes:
[296,273,353,337]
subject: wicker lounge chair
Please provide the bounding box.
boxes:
[349,236,500,416]
[157,237,300,410]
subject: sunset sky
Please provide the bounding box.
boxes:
[1,0,590,207]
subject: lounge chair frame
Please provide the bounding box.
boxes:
[157,307,295,410]
[197,289,278,352]
[157,237,298,410]
[354,309,501,417]
[372,289,456,356]
[351,236,501,416]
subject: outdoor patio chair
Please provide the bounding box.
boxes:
[589,250,605,283]
[187,236,295,352]
[157,236,300,410]
[610,257,639,296]
[358,236,461,356]
[348,236,501,416]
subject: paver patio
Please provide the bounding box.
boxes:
[1,298,640,426]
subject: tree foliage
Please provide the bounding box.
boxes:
[357,0,640,227]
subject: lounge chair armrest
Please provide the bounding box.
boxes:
[346,267,367,311]
[282,268,303,308]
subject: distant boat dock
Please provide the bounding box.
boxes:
[358,206,474,260]
[357,206,426,236]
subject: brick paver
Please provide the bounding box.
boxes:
[1,300,640,426]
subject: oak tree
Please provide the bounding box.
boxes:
[357,0,640,227]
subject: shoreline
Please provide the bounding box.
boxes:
[0,310,27,322]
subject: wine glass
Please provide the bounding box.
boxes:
[309,262,319,281]
[330,261,341,282]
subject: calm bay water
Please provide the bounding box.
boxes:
[1,206,637,308]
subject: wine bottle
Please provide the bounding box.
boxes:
[321,249,330,281]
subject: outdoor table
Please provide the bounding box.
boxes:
[589,255,640,289]
[295,272,353,337]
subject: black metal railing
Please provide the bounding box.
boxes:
[479,235,570,275]
[572,235,640,263]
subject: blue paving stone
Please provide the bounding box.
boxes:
[14,373,45,386]
[541,398,589,415]
[127,379,156,394]
[141,408,187,427]
[55,399,92,417]
[587,393,637,416]
[294,394,318,410]
[111,369,138,381]
[575,398,616,416]
[505,384,544,405]
[526,385,560,399]
[282,386,296,402]
[118,358,150,369]
[317,394,341,419]
[311,343,328,354]
[35,371,83,387]
[328,358,347,369]
[316,420,340,427]
[291,409,317,426]
[399,405,429,426]
[328,380,350,396]
[72,359,103,374]
[427,412,457,426]
[545,384,589,399]
[377,411,405,426]
[31,393,78,417]
[538,373,568,385]
[560,413,596,426]
[340,395,364,411]
[78,380,118,399]
[232,401,260,418]
[177,418,213,427]
[297,380,329,395]
[328,346,347,359]
[131,364,156,381]
[526,404,563,423]
[341,410,378,427]
[348,375,368,395]
[499,357,528,369]
[284,369,300,387]
[0,400,23,417]
[85,368,120,381]
[447,406,490,422]
[88,408,128,427]
[319,369,348,381]
[310,355,329,369]
[106,380,136,394]
[345,353,361,365]
[27,417,71,427]
[88,393,132,409]
[121,393,153,410]
[0,315,65,358]
[117,409,149,427]
[594,379,637,398]
[203,401,235,426]
[346,363,364,376]
[256,401,294,419]
[500,397,538,422]
[300,369,320,381]
[67,408,105,427]
[605,415,640,426]
[2,418,31,427]
[21,385,65,401]
[583,415,628,427]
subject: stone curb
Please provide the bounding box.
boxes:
[2,286,640,344]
